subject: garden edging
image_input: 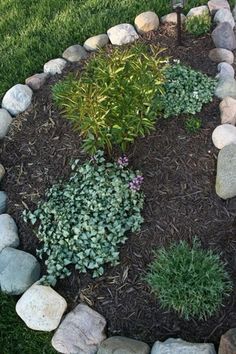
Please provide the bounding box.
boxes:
[0,0,236,353]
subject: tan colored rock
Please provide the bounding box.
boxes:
[186,5,209,17]
[16,283,67,331]
[208,0,230,15]
[84,34,109,51]
[135,11,159,34]
[25,73,49,91]
[219,328,236,354]
[220,97,236,125]
[209,48,234,64]
[161,13,186,24]
[0,164,5,182]
[52,303,106,354]
[98,336,150,354]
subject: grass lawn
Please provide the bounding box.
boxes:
[0,0,234,98]
[0,293,56,354]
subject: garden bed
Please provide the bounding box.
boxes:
[1,25,236,348]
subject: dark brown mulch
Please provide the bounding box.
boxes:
[1,25,236,349]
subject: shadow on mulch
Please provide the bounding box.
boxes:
[0,25,236,348]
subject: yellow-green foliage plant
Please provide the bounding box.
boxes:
[185,12,212,36]
[53,44,167,154]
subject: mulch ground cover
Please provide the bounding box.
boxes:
[1,24,236,349]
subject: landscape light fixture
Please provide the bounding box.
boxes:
[172,0,185,46]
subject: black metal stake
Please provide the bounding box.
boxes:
[175,6,182,46]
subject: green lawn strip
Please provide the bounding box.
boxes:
[0,0,234,97]
[0,293,56,354]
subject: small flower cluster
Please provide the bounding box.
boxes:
[117,155,129,168]
[129,175,144,191]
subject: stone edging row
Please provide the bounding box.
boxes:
[0,1,236,353]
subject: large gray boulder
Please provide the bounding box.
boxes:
[212,22,236,51]
[216,144,236,199]
[151,338,216,354]
[0,214,19,252]
[214,8,235,29]
[84,34,109,51]
[209,48,234,64]
[52,303,106,353]
[98,336,150,354]
[0,164,5,182]
[216,62,235,80]
[62,44,88,62]
[134,11,159,34]
[107,24,139,45]
[0,109,12,139]
[2,84,33,116]
[16,283,67,331]
[0,247,40,295]
[233,6,236,21]
[0,192,7,214]
[215,78,236,99]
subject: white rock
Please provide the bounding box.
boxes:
[186,5,209,17]
[161,13,186,24]
[209,48,234,64]
[151,338,216,354]
[220,96,236,124]
[2,84,33,116]
[84,34,109,51]
[0,109,12,139]
[214,8,235,29]
[216,144,236,199]
[107,24,139,45]
[134,11,159,34]
[52,303,106,353]
[44,58,67,75]
[62,45,88,62]
[16,283,67,331]
[212,124,236,149]
[0,214,19,252]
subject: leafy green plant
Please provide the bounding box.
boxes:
[185,12,212,36]
[160,63,216,118]
[23,151,144,285]
[184,116,202,133]
[53,44,167,154]
[145,239,232,320]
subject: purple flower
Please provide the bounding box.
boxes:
[129,175,144,191]
[117,155,129,168]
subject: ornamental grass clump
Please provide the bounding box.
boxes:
[52,44,167,154]
[23,151,144,285]
[145,240,232,320]
[160,63,216,118]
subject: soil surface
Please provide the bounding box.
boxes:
[1,25,236,349]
